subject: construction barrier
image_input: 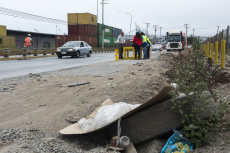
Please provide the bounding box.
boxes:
[33,48,37,56]
[43,48,46,56]
[51,48,55,55]
[22,48,26,57]
[115,50,119,61]
[4,48,8,58]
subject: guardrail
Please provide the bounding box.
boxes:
[1,47,118,59]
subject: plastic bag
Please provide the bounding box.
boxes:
[161,129,193,153]
[79,102,140,132]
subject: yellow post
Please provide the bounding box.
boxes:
[204,44,206,55]
[133,48,135,58]
[220,39,225,69]
[207,42,209,57]
[210,43,214,60]
[215,41,218,65]
[115,49,119,61]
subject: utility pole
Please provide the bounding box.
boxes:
[97,0,98,23]
[56,25,57,35]
[217,26,220,34]
[184,23,189,48]
[192,28,196,44]
[153,25,158,44]
[144,22,151,37]
[126,12,132,40]
[159,27,163,44]
[101,0,108,48]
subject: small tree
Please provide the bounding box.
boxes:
[169,37,228,147]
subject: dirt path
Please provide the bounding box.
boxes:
[0,56,168,134]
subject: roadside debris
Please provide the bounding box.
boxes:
[28,73,40,77]
[161,129,193,153]
[78,101,140,132]
[133,62,143,66]
[58,82,90,87]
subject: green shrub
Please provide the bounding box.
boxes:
[169,37,228,148]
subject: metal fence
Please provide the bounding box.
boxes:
[202,25,230,55]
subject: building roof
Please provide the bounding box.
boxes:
[7,29,57,36]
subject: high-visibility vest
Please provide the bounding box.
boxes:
[142,35,147,43]
[24,37,31,46]
[146,37,151,46]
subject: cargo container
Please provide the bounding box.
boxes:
[0,36,15,47]
[68,25,97,37]
[68,13,97,26]
[0,25,7,36]
[97,35,112,47]
[56,35,97,48]
[112,27,122,38]
[68,25,79,35]
[88,36,97,47]
[112,37,118,47]
[97,23,112,36]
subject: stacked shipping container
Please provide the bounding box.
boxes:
[97,23,122,47]
[55,12,123,48]
[57,13,98,47]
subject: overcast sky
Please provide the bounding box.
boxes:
[1,0,229,37]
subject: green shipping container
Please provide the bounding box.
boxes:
[97,35,112,47]
[97,23,112,36]
[112,37,118,47]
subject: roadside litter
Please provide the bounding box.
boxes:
[161,129,193,153]
[78,102,140,132]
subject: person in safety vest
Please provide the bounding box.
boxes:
[24,34,33,55]
[141,32,148,59]
[145,35,151,59]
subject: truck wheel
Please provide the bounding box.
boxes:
[58,55,62,58]
[108,91,214,145]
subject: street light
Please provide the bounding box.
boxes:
[126,12,132,40]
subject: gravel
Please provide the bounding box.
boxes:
[0,128,119,153]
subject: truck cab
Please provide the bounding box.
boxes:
[165,30,184,51]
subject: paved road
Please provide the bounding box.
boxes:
[0,51,165,79]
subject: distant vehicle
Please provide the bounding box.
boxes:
[188,44,192,48]
[151,44,162,51]
[56,41,92,59]
[165,30,184,51]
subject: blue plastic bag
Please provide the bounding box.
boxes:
[161,129,193,153]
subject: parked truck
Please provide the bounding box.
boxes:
[165,30,184,51]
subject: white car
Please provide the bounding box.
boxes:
[188,44,192,48]
[56,41,92,58]
[151,44,162,51]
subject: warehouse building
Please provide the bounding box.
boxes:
[6,29,56,51]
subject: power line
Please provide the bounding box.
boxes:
[0,7,69,25]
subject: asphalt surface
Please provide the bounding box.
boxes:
[0,51,165,79]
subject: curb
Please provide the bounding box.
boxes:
[0,55,56,61]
